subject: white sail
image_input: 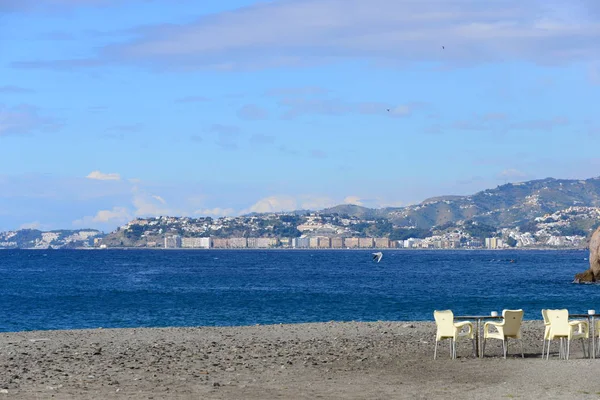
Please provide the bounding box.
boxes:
[372,252,383,263]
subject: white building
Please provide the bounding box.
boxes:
[485,237,504,249]
[181,237,211,249]
[164,235,182,248]
[292,237,310,248]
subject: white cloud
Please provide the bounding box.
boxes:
[0,0,136,12]
[241,194,341,214]
[387,105,412,117]
[13,0,600,71]
[73,206,131,228]
[132,187,173,217]
[152,195,166,204]
[0,104,61,136]
[86,170,121,181]
[299,196,336,210]
[0,85,33,93]
[344,196,363,206]
[19,221,42,230]
[590,62,600,85]
[246,195,298,214]
[309,149,327,159]
[194,207,235,217]
[249,134,275,145]
[237,104,268,120]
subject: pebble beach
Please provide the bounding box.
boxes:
[2,321,600,399]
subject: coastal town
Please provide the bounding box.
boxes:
[0,206,593,250]
[95,205,591,250]
[1,177,599,250]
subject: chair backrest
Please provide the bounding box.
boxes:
[433,310,455,338]
[546,309,569,336]
[501,309,524,335]
[541,309,550,325]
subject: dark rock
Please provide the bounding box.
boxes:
[574,227,600,283]
[574,269,595,283]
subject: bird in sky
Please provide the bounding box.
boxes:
[442,46,445,49]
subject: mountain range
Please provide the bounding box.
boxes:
[321,177,600,230]
[2,176,600,249]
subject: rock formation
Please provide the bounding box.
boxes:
[574,226,600,283]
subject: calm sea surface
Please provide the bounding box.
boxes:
[0,249,596,332]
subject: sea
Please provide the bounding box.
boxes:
[0,249,596,333]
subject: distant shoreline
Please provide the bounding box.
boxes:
[0,247,588,251]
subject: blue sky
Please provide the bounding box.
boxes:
[0,0,599,232]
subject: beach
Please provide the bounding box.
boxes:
[1,321,600,399]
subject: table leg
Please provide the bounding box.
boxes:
[592,316,595,359]
[477,319,482,358]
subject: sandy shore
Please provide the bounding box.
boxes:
[1,321,600,399]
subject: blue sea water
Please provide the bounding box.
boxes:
[0,249,596,332]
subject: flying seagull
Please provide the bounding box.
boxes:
[442,46,445,49]
[372,252,383,263]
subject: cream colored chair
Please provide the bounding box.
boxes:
[542,309,552,357]
[594,319,600,358]
[482,309,524,358]
[545,309,588,360]
[433,310,475,360]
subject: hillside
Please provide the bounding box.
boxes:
[3,176,600,250]
[0,229,104,249]
[324,177,600,230]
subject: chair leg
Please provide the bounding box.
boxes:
[452,340,456,359]
[567,339,570,360]
[542,339,546,358]
[559,338,563,360]
[503,339,507,359]
[449,339,453,359]
[542,338,550,358]
[520,338,524,358]
[434,340,438,360]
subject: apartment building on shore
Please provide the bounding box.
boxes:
[164,236,402,249]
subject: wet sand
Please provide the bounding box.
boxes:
[1,321,599,399]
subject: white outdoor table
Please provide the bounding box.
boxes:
[570,313,600,359]
[455,315,503,358]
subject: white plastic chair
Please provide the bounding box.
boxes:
[433,310,475,359]
[482,309,524,358]
[541,309,551,357]
[545,309,588,360]
[594,319,600,358]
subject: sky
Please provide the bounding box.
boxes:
[0,0,599,232]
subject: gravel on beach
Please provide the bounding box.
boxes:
[1,321,600,399]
